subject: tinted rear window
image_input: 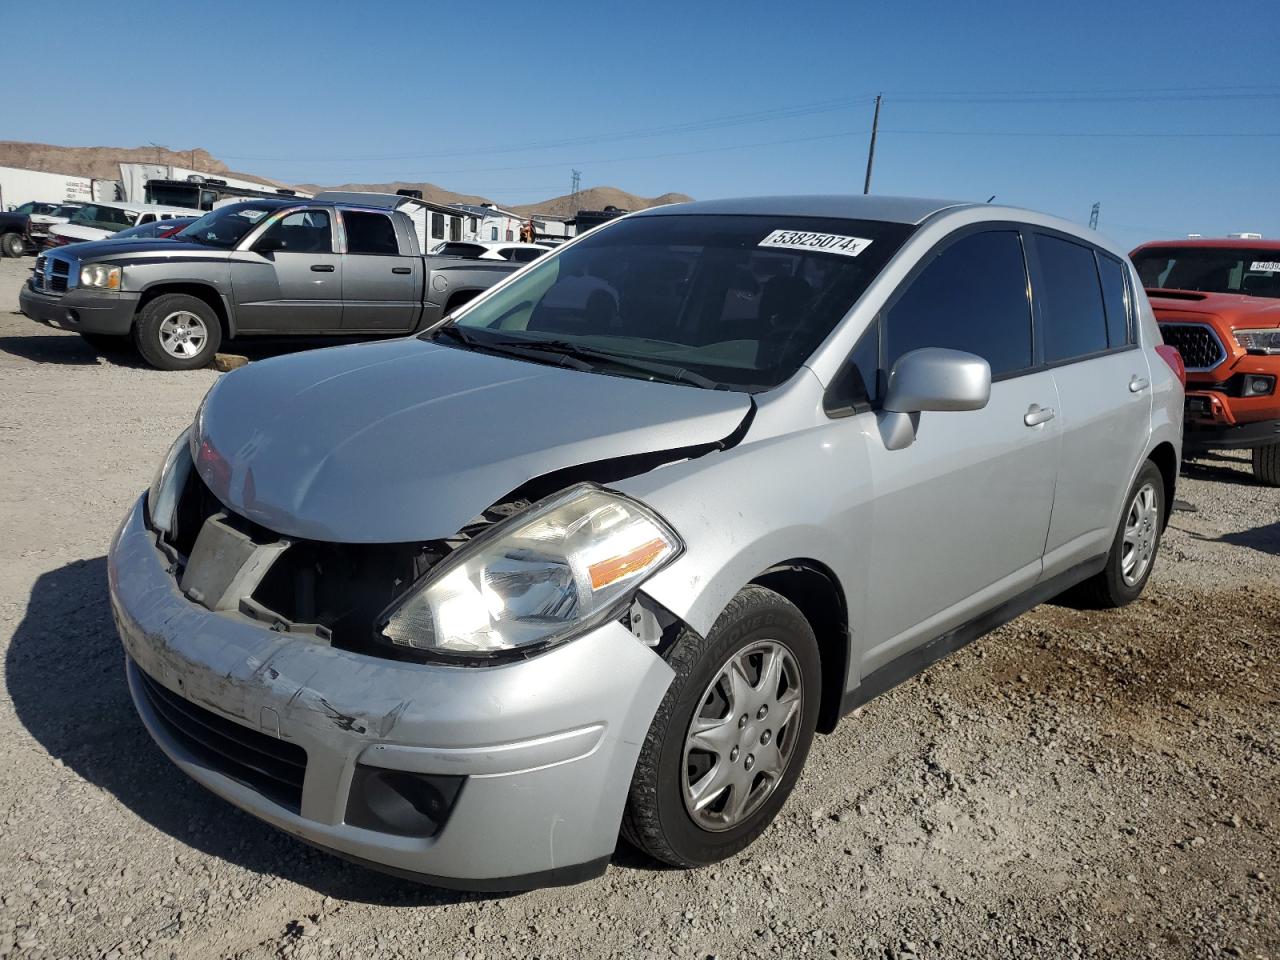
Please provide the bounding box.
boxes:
[1096,254,1132,347]
[1036,234,1109,362]
[344,211,399,255]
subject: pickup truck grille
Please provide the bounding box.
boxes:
[1158,322,1226,371]
[31,255,71,295]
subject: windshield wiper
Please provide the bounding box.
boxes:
[490,337,721,389]
[431,325,593,371]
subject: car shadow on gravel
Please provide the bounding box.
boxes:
[1180,457,1261,487]
[0,329,144,367]
[1199,520,1280,557]
[5,557,526,907]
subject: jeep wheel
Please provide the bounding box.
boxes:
[621,585,820,867]
[1252,443,1280,487]
[133,294,222,371]
[1070,460,1166,609]
[0,232,25,258]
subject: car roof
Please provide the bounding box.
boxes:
[632,194,973,225]
[1132,238,1280,252]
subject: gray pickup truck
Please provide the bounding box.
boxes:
[19,196,520,370]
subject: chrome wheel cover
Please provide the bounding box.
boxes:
[158,310,209,359]
[681,640,803,832]
[1121,481,1159,586]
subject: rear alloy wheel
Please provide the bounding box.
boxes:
[1252,443,1280,487]
[1069,460,1166,608]
[0,232,24,258]
[133,293,222,371]
[622,585,820,867]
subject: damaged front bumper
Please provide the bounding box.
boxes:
[108,496,674,890]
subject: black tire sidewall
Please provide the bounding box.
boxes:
[134,294,221,371]
[1252,444,1280,487]
[1103,460,1165,603]
[647,590,821,865]
[1,233,23,257]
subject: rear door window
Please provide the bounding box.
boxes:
[1035,234,1109,362]
[344,210,400,255]
[882,230,1033,381]
[1096,254,1132,347]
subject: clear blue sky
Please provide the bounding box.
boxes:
[2,0,1277,247]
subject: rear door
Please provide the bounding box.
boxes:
[858,228,1061,674]
[232,209,343,333]
[1028,232,1152,577]
[338,209,422,332]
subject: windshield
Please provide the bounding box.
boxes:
[1134,247,1280,299]
[69,205,137,230]
[436,214,913,391]
[176,203,278,249]
[145,182,200,208]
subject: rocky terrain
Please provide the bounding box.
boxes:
[0,255,1275,959]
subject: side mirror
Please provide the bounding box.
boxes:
[255,235,285,254]
[879,348,991,450]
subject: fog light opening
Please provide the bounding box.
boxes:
[344,765,464,838]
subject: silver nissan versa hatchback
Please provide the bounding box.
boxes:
[110,196,1184,890]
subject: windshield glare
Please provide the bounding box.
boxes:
[440,214,913,391]
[69,205,136,230]
[176,203,278,249]
[1134,247,1280,299]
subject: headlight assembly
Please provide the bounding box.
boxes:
[379,484,682,663]
[79,263,121,289]
[147,427,193,536]
[1234,328,1280,355]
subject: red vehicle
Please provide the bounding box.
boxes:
[1131,239,1280,486]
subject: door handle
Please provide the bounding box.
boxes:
[1129,375,1150,393]
[310,264,335,273]
[392,266,412,274]
[1024,404,1056,427]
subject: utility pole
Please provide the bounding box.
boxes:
[862,94,882,195]
[570,169,581,202]
[1089,202,1100,230]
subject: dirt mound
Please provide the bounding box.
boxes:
[0,141,285,188]
[513,187,693,219]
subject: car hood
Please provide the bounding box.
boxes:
[1148,290,1280,330]
[193,337,753,543]
[60,238,217,261]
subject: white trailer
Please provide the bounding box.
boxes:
[117,163,308,206]
[0,165,120,211]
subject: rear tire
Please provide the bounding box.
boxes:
[1069,460,1165,609]
[132,294,222,371]
[621,585,821,868]
[1,232,24,258]
[1252,443,1280,487]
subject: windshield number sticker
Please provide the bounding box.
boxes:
[1250,261,1280,273]
[759,230,873,258]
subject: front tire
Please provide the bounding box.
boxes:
[1,232,24,258]
[1252,443,1280,487]
[1071,460,1165,608]
[621,585,821,868]
[132,294,222,371]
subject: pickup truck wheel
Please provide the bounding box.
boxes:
[1252,443,1280,487]
[133,294,221,371]
[0,232,24,258]
[1067,460,1165,609]
[621,585,820,867]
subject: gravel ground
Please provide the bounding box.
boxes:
[0,254,1275,960]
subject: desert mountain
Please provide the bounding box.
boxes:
[1,141,690,213]
[0,141,284,187]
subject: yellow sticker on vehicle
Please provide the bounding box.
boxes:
[759,230,873,258]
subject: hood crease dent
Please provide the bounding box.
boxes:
[193,338,753,543]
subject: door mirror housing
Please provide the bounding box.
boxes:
[255,235,285,254]
[879,348,992,450]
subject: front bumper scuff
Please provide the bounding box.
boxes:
[108,497,674,888]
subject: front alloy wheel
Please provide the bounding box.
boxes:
[622,585,820,867]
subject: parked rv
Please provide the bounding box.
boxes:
[144,176,306,211]
[20,198,523,370]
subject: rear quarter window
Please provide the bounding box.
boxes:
[1096,254,1133,347]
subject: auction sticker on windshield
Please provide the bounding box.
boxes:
[759,230,872,258]
[1251,261,1280,273]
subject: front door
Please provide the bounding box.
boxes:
[338,209,422,332]
[857,228,1060,675]
[231,209,343,333]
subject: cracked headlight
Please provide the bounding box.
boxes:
[147,427,193,536]
[79,263,121,289]
[379,484,682,662]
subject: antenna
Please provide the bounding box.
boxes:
[862,95,882,195]
[1089,202,1100,230]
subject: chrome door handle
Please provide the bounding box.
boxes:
[1129,375,1150,393]
[1024,404,1056,427]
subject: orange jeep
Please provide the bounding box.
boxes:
[1131,239,1280,486]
